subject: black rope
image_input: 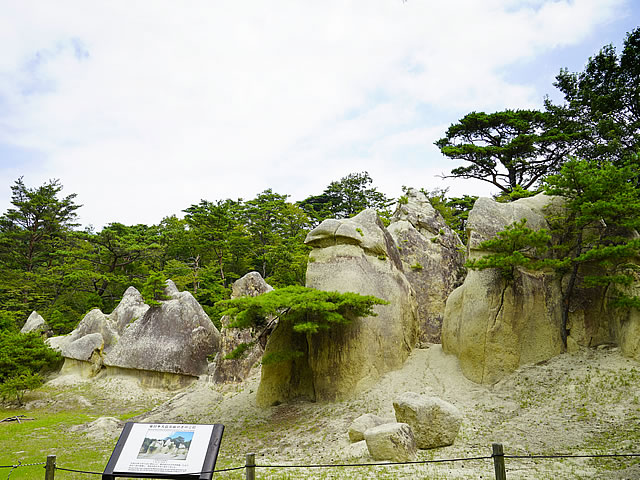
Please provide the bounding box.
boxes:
[6,450,637,478]
[503,453,640,459]
[212,465,247,473]
[0,462,45,468]
[55,466,103,475]
[56,465,247,476]
[255,455,493,468]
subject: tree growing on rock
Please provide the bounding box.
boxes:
[217,285,388,364]
[466,156,640,346]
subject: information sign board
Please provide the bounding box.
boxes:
[102,422,224,480]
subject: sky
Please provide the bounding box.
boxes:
[0,1,638,229]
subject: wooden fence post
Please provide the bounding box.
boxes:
[492,443,506,480]
[245,452,256,480]
[45,455,56,480]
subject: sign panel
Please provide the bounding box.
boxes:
[103,422,224,480]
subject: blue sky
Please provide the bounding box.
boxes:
[0,1,638,229]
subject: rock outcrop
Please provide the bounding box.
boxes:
[105,282,220,377]
[388,188,465,344]
[210,272,273,383]
[442,194,565,384]
[393,392,462,449]
[56,281,220,384]
[257,209,418,405]
[20,311,50,335]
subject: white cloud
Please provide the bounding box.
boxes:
[0,0,631,227]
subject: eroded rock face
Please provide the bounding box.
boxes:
[58,281,220,380]
[211,272,273,383]
[466,193,558,251]
[443,192,640,383]
[443,269,564,384]
[257,209,418,405]
[442,194,565,384]
[109,286,150,333]
[105,286,220,377]
[388,188,465,344]
[20,311,50,334]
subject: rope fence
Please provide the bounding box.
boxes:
[2,444,639,479]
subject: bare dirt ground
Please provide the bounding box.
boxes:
[44,345,640,479]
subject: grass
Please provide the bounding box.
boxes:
[0,409,112,480]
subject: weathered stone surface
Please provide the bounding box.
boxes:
[62,332,104,361]
[388,188,465,344]
[69,309,119,352]
[211,272,273,383]
[466,193,560,252]
[345,440,369,460]
[105,288,220,377]
[348,413,391,442]
[20,311,50,334]
[393,392,462,449]
[109,286,150,334]
[231,271,274,298]
[443,268,564,384]
[364,422,417,462]
[604,270,640,361]
[257,209,418,405]
[442,194,565,384]
[58,282,221,380]
[443,192,640,382]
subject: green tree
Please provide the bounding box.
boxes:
[141,272,169,307]
[435,110,574,194]
[0,177,80,272]
[0,331,62,382]
[466,219,551,279]
[543,157,640,345]
[218,286,388,364]
[298,172,391,223]
[242,190,311,284]
[183,199,241,288]
[465,157,640,346]
[0,373,42,406]
[546,28,640,164]
[417,187,477,241]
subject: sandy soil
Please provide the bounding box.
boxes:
[54,345,640,479]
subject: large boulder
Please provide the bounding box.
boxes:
[388,188,465,344]
[442,194,565,384]
[393,392,462,449]
[257,209,418,405]
[211,272,273,383]
[348,413,391,442]
[364,423,417,462]
[104,284,220,377]
[20,311,50,335]
[58,281,221,381]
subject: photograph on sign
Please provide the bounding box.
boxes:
[113,423,214,476]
